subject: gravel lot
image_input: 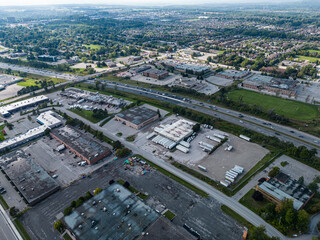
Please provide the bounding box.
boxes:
[206,75,234,86]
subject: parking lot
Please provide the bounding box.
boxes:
[131,73,178,86]
[206,75,234,86]
[3,115,40,139]
[0,84,24,101]
[198,82,220,95]
[22,135,114,187]
[21,154,243,240]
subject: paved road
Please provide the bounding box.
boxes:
[58,107,288,239]
[0,205,23,240]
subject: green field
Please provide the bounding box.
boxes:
[239,189,270,214]
[68,109,108,123]
[84,44,104,50]
[227,89,320,121]
[17,78,66,87]
[163,210,176,221]
[296,55,320,63]
[0,125,6,141]
[308,49,320,54]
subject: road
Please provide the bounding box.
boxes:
[88,80,320,154]
[58,107,288,239]
[0,205,23,240]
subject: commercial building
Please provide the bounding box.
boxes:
[64,183,158,240]
[0,150,60,205]
[130,65,152,74]
[38,55,57,62]
[156,119,195,143]
[0,74,23,87]
[0,111,62,153]
[115,106,159,130]
[242,74,297,96]
[163,61,211,75]
[142,69,168,80]
[216,70,251,80]
[0,95,49,117]
[256,172,314,210]
[50,126,111,165]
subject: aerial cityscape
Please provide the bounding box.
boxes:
[0,1,319,240]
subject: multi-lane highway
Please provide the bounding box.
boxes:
[88,80,320,154]
[0,205,22,240]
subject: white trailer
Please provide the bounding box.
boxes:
[180,141,191,148]
[176,144,189,153]
[206,135,221,143]
[239,135,251,142]
[220,180,230,187]
[225,176,235,183]
[214,133,225,139]
[146,132,157,140]
[198,165,207,172]
[229,170,239,176]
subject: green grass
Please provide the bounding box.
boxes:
[17,78,66,87]
[296,55,320,63]
[0,195,9,209]
[134,155,209,197]
[308,49,320,54]
[84,44,104,50]
[217,50,225,54]
[68,109,108,123]
[221,205,253,228]
[0,125,6,141]
[137,192,149,200]
[227,89,320,121]
[163,210,176,221]
[63,233,73,240]
[125,135,135,142]
[13,219,32,240]
[239,189,270,214]
[117,179,139,193]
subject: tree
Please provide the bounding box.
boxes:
[308,182,319,193]
[285,208,295,228]
[297,176,304,185]
[94,187,103,195]
[115,147,131,158]
[252,191,264,201]
[297,210,309,232]
[192,123,201,132]
[268,167,280,178]
[53,220,64,233]
[64,206,72,216]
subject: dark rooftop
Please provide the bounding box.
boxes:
[116,106,158,126]
[64,183,159,240]
[0,150,60,205]
[51,126,111,161]
[143,69,168,75]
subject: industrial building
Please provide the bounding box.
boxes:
[0,74,23,88]
[163,61,211,75]
[0,150,60,205]
[115,106,159,130]
[0,95,49,117]
[0,111,61,153]
[38,55,57,62]
[216,70,251,80]
[256,172,314,210]
[242,74,297,96]
[64,183,158,240]
[130,65,151,74]
[60,88,126,108]
[142,69,169,80]
[50,126,111,165]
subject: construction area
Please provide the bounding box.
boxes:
[64,183,159,240]
[0,150,60,206]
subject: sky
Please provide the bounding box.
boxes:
[0,0,299,6]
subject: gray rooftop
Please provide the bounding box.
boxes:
[116,106,158,126]
[50,126,111,161]
[218,70,250,78]
[0,150,60,205]
[64,183,159,240]
[143,69,168,75]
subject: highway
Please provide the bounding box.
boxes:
[87,80,320,155]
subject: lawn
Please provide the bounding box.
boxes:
[17,78,66,87]
[68,109,108,123]
[227,89,320,121]
[239,189,270,214]
[308,49,320,54]
[84,44,104,50]
[13,219,32,240]
[0,125,6,141]
[296,55,320,63]
[163,210,176,221]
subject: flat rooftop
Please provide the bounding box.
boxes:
[0,74,22,85]
[64,183,159,240]
[116,106,158,126]
[218,70,250,78]
[0,150,60,205]
[156,119,195,143]
[143,69,168,75]
[50,125,111,161]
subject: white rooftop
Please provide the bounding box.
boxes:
[157,119,195,143]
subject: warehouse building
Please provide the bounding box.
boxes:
[115,106,159,130]
[142,69,168,80]
[0,150,60,205]
[0,95,49,117]
[0,74,23,87]
[242,74,297,96]
[64,183,158,240]
[163,61,210,75]
[50,126,111,165]
[256,172,314,210]
[0,111,61,153]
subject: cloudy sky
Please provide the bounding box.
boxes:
[0,0,299,6]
